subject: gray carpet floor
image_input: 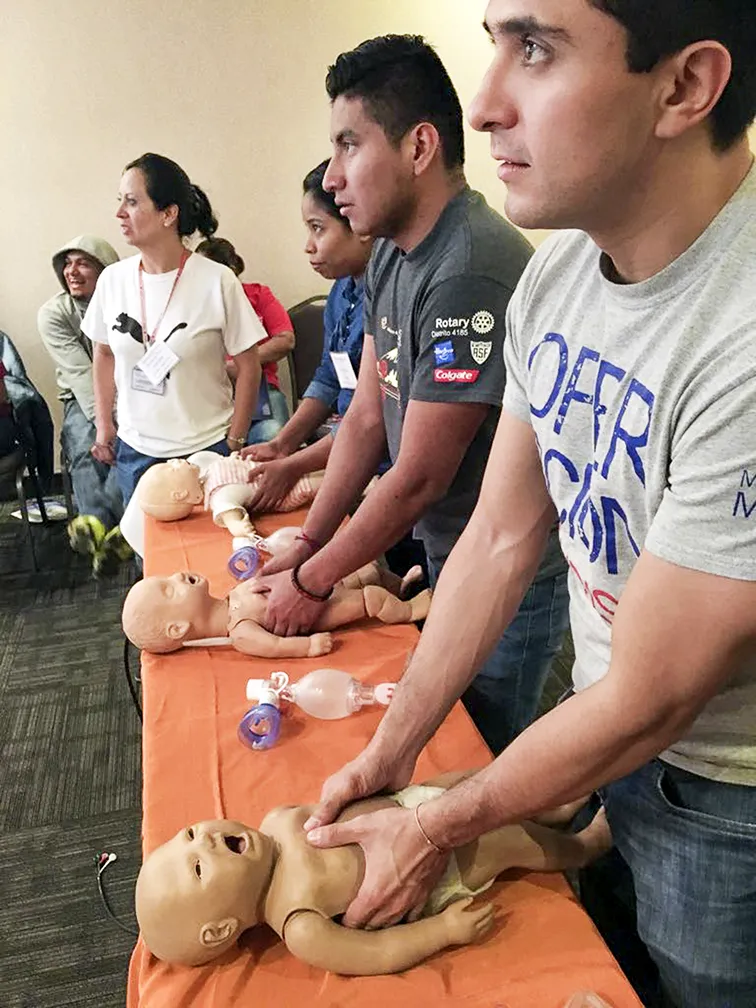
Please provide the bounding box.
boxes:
[0,482,574,1008]
[0,493,142,1008]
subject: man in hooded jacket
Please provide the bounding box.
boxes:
[38,235,130,576]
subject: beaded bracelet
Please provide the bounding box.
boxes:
[291,563,334,603]
[227,434,246,447]
[414,803,444,853]
[294,531,323,554]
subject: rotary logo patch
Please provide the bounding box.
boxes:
[471,310,495,335]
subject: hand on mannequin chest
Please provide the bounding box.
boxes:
[121,562,432,659]
[135,453,325,542]
[134,777,612,974]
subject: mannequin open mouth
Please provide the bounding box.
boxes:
[185,573,203,586]
[223,834,248,854]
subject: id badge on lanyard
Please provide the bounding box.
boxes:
[131,250,189,394]
[330,350,358,390]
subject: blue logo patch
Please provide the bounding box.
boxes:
[434,340,455,366]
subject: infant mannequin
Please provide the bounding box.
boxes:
[135,771,612,974]
[137,453,324,542]
[121,563,431,657]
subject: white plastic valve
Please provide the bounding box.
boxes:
[245,669,395,720]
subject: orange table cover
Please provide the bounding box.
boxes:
[127,508,642,1008]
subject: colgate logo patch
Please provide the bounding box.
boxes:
[433,368,480,384]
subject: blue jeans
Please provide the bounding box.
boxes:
[599,760,756,1008]
[61,398,123,530]
[426,529,569,754]
[246,387,289,445]
[114,436,230,506]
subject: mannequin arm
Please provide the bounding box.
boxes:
[231,620,332,658]
[283,902,493,975]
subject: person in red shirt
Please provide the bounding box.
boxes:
[196,238,294,444]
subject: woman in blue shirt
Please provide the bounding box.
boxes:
[242,160,373,509]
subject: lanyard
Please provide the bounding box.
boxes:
[138,249,190,348]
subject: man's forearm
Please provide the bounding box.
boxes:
[257,332,294,364]
[301,463,449,593]
[278,397,333,453]
[286,435,334,479]
[299,408,387,549]
[420,670,704,850]
[370,508,552,762]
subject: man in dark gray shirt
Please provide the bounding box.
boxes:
[256,34,567,754]
[369,188,531,563]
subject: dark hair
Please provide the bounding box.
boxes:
[302,160,349,226]
[124,153,219,238]
[325,35,464,170]
[589,0,756,150]
[195,237,245,275]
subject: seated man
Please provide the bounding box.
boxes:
[38,235,130,576]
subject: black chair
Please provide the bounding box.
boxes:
[0,435,48,571]
[0,331,55,494]
[286,295,328,410]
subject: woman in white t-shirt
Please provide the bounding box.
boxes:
[83,152,266,509]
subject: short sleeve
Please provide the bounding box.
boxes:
[81,273,110,345]
[501,288,532,423]
[409,274,511,406]
[646,360,756,581]
[222,273,268,356]
[254,285,293,337]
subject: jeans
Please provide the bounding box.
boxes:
[426,529,569,754]
[598,760,756,1008]
[61,398,123,530]
[246,387,289,445]
[115,436,230,506]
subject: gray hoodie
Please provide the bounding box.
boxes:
[38,235,119,420]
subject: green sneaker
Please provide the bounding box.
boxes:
[93,525,133,578]
[68,514,107,557]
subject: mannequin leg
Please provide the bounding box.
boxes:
[341,562,423,597]
[456,809,612,891]
[340,562,386,590]
[364,586,431,623]
[218,508,258,539]
[314,586,430,631]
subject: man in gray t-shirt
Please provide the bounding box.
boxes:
[304,5,756,1007]
[368,186,533,563]
[256,35,568,754]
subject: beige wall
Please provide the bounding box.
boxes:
[0,0,530,429]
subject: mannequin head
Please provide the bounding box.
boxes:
[136,819,274,965]
[122,572,217,652]
[137,459,204,521]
